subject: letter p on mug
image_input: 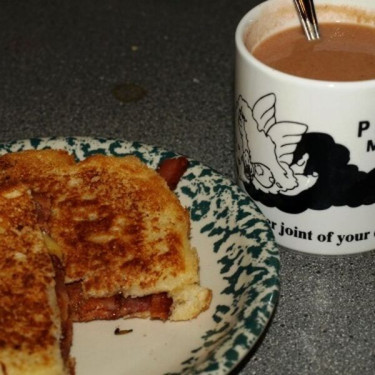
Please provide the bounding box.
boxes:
[235,0,375,254]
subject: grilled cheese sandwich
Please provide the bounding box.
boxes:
[0,150,212,322]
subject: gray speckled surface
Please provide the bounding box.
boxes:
[1,1,375,374]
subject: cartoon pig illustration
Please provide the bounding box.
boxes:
[236,93,318,196]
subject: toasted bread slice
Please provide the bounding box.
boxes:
[0,148,74,186]
[0,150,212,321]
[0,149,73,200]
[0,184,72,375]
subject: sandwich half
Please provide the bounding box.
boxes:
[0,184,73,375]
[0,150,212,322]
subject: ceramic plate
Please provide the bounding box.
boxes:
[0,137,280,375]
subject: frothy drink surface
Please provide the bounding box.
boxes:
[250,23,375,81]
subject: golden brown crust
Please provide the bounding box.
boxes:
[51,155,195,298]
[0,149,74,192]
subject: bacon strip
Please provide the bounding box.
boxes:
[66,282,172,322]
[157,157,188,191]
[33,192,52,232]
[50,255,73,366]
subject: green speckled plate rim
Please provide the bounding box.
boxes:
[0,136,280,375]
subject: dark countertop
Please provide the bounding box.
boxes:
[1,1,374,374]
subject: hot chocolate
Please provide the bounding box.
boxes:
[250,23,375,81]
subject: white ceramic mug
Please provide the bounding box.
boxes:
[235,0,375,255]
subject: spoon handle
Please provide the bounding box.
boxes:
[293,0,320,40]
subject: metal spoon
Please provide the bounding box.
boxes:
[293,0,320,40]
